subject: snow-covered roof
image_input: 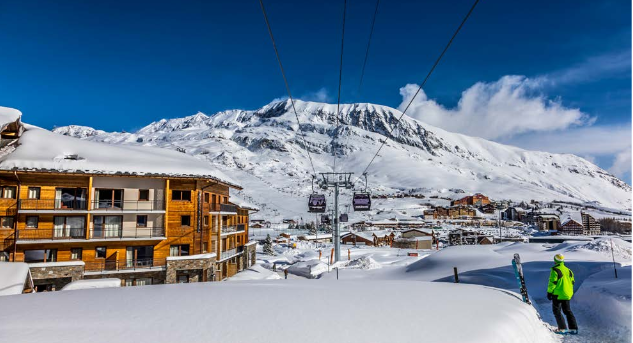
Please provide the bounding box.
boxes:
[0,124,240,188]
[0,106,22,132]
[229,195,259,211]
[61,278,121,291]
[0,262,30,296]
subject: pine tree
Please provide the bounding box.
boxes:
[308,222,317,236]
[263,234,274,255]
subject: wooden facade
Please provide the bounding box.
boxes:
[0,171,252,289]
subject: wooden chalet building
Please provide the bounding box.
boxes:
[0,108,257,290]
[451,193,490,207]
[559,217,584,236]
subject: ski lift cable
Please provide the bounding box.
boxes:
[352,0,480,187]
[332,0,347,173]
[358,0,380,93]
[259,0,317,177]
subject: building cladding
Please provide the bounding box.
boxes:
[0,110,257,291]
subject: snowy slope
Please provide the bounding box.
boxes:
[53,100,632,219]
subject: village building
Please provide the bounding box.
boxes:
[0,111,257,290]
[581,212,601,235]
[559,217,584,236]
[479,203,496,214]
[535,214,560,231]
[502,207,524,221]
[448,229,493,246]
[451,193,490,207]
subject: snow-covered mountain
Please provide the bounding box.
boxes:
[53,100,631,219]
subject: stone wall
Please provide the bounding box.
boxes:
[166,255,215,284]
[245,243,257,269]
[29,264,84,290]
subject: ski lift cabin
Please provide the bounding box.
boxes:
[308,194,326,213]
[339,213,348,222]
[352,193,371,211]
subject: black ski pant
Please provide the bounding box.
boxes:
[552,298,578,330]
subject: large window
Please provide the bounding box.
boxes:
[138,189,150,201]
[0,186,16,199]
[181,215,191,227]
[24,249,57,263]
[92,216,122,238]
[126,246,153,267]
[25,216,39,228]
[172,190,191,201]
[169,244,190,257]
[55,188,87,209]
[27,187,40,199]
[0,216,14,229]
[125,278,152,286]
[95,189,123,209]
[204,193,210,203]
[53,216,85,238]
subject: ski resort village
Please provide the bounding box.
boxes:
[0,1,632,343]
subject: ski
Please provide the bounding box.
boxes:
[512,253,531,305]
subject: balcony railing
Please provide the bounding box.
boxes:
[19,199,87,211]
[220,248,238,260]
[221,224,246,234]
[90,227,165,239]
[17,228,86,240]
[84,258,167,272]
[91,200,165,211]
[206,203,238,213]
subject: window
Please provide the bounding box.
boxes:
[25,216,39,228]
[202,242,208,253]
[204,193,210,203]
[212,194,217,204]
[92,216,121,238]
[138,189,150,201]
[24,249,57,263]
[170,244,190,257]
[172,190,191,201]
[54,216,86,238]
[55,188,87,209]
[95,189,123,209]
[0,251,9,262]
[136,215,148,228]
[181,215,191,227]
[95,246,107,259]
[125,278,152,286]
[0,186,16,199]
[0,217,14,229]
[27,187,40,199]
[71,248,82,260]
[203,215,209,226]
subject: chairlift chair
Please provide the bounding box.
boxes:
[352,193,371,211]
[308,193,326,213]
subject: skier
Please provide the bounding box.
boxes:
[547,254,578,335]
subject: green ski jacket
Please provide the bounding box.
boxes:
[547,261,575,300]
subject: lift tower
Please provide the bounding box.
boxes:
[319,172,353,262]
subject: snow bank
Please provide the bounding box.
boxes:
[345,256,382,270]
[566,237,632,261]
[0,280,556,343]
[286,259,329,278]
[226,264,281,281]
[61,278,121,291]
[0,262,30,296]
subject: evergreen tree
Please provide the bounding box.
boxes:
[308,222,317,235]
[263,234,274,255]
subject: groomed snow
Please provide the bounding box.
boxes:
[0,280,555,343]
[61,278,121,291]
[0,262,29,296]
[0,125,239,188]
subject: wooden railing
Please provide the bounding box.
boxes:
[19,199,87,210]
[17,228,86,240]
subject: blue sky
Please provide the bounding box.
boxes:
[0,0,630,181]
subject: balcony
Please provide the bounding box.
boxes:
[17,228,86,241]
[206,203,238,213]
[221,224,246,234]
[19,199,87,211]
[89,227,165,239]
[219,248,239,260]
[91,200,165,212]
[84,258,167,272]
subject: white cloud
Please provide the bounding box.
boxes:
[609,149,632,180]
[399,75,592,140]
[300,87,332,103]
[537,50,631,87]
